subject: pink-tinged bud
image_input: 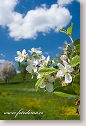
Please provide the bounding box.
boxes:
[60,55,67,61]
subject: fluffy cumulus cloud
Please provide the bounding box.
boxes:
[0,0,73,40]
[0,0,18,26]
[57,0,80,6]
[8,5,72,40]
[57,0,74,6]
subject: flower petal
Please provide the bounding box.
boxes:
[46,83,53,92]
[46,56,50,62]
[36,50,42,54]
[14,57,19,61]
[40,82,46,88]
[58,63,65,70]
[56,70,64,77]
[33,66,37,73]
[19,57,24,62]
[37,73,42,79]
[27,59,32,64]
[41,55,46,60]
[15,56,24,62]
[46,75,55,83]
[65,73,72,83]
[63,61,68,66]
[32,59,39,66]
[26,65,32,73]
[22,49,26,55]
[63,61,73,73]
[66,65,74,73]
[17,51,21,55]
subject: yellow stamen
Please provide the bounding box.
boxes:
[62,69,67,74]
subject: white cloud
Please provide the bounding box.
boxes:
[0,59,6,64]
[57,0,80,6]
[0,54,5,57]
[0,0,72,40]
[58,46,62,49]
[0,0,18,26]
[76,0,80,2]
[57,0,74,6]
[44,52,49,55]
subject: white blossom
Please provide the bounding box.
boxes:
[26,64,37,73]
[26,58,39,74]
[40,75,55,92]
[28,48,42,55]
[15,49,28,62]
[56,61,73,84]
[40,55,50,66]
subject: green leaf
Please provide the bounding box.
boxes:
[18,62,21,66]
[36,55,42,58]
[54,92,77,97]
[73,74,80,85]
[54,85,77,96]
[39,67,58,75]
[67,23,74,35]
[60,29,67,34]
[73,84,80,95]
[72,74,80,95]
[47,60,52,66]
[74,39,80,46]
[31,54,41,58]
[53,58,58,64]
[71,55,80,67]
[24,58,27,62]
[75,44,80,55]
[35,77,44,90]
[74,39,80,55]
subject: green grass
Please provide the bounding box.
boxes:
[0,74,80,120]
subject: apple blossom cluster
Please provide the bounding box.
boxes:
[15,45,74,92]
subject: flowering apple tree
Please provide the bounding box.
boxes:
[15,23,80,114]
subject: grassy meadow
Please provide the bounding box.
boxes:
[0,73,80,120]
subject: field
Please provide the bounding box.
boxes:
[0,74,80,120]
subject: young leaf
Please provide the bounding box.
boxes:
[35,77,44,90]
[39,67,58,75]
[74,39,80,46]
[73,74,80,85]
[75,44,80,55]
[72,74,80,95]
[54,85,77,95]
[60,29,67,34]
[67,23,74,35]
[54,92,77,97]
[53,58,58,65]
[47,60,52,66]
[18,62,21,66]
[71,55,80,67]
[73,84,80,95]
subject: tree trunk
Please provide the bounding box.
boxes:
[5,79,8,84]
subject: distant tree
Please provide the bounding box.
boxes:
[0,61,16,84]
[17,63,28,82]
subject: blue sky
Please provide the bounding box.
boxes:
[0,0,80,69]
